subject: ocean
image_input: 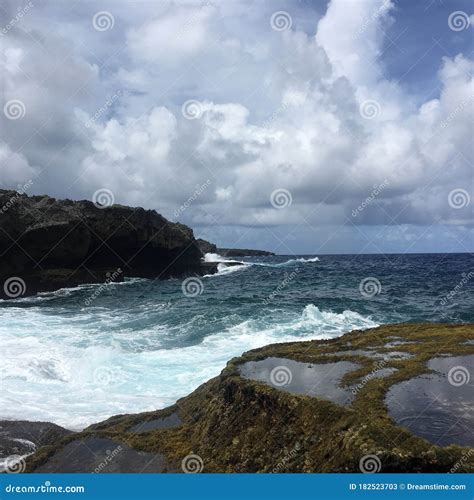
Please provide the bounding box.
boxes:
[1,253,472,430]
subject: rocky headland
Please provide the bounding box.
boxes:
[195,239,275,258]
[0,190,218,299]
[5,323,471,473]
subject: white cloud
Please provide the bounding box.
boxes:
[0,0,472,252]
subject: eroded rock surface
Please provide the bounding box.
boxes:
[0,190,215,298]
[26,324,474,473]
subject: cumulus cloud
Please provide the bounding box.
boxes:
[0,0,472,252]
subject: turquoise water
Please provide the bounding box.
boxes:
[1,253,472,429]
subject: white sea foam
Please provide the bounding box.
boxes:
[0,304,377,430]
[202,253,319,277]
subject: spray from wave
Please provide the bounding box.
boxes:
[203,253,320,276]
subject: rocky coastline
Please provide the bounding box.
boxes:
[196,239,275,258]
[2,323,472,473]
[0,191,219,299]
[0,191,276,300]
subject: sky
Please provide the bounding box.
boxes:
[0,0,473,254]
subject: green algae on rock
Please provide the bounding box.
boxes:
[26,323,474,473]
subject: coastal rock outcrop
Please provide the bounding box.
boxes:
[196,238,218,255]
[195,238,275,257]
[23,324,474,473]
[217,248,275,257]
[0,190,216,298]
[0,420,71,472]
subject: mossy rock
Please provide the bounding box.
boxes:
[26,323,473,473]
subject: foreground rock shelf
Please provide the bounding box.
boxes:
[8,323,474,473]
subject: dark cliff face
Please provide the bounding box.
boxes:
[0,190,212,298]
[195,238,275,257]
[218,248,275,257]
[196,238,218,255]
